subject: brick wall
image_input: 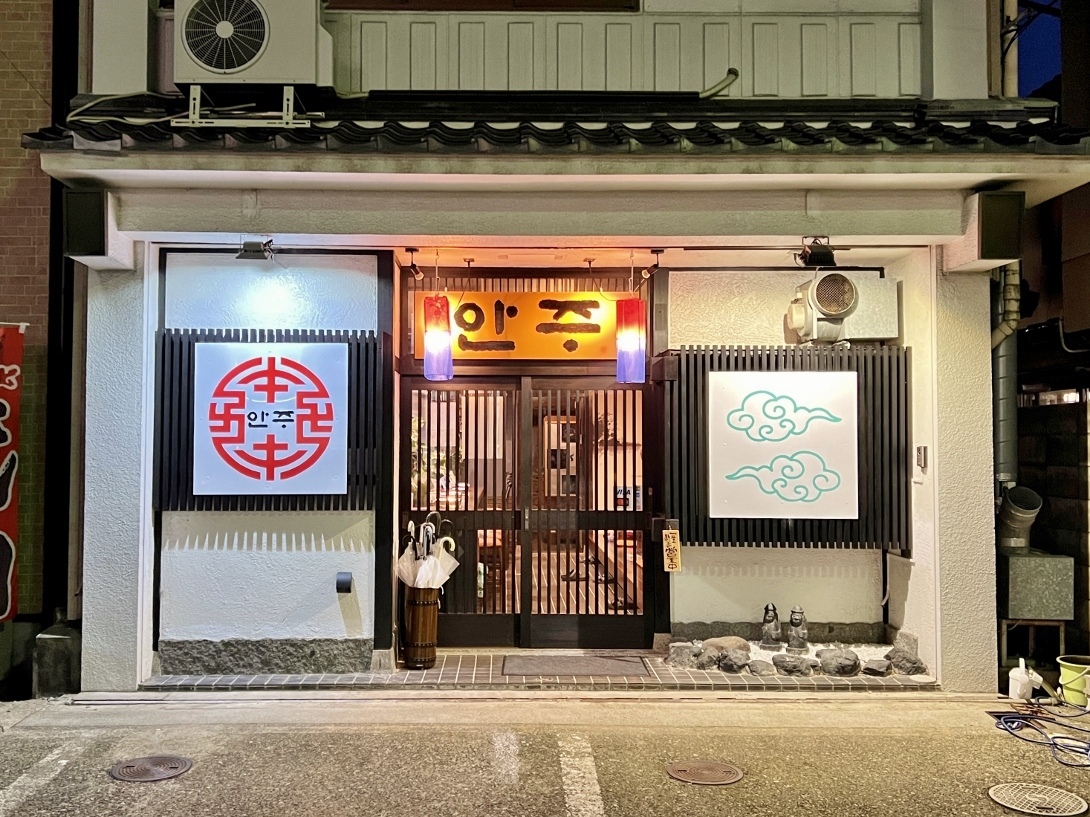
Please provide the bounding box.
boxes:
[1020,402,1090,653]
[0,0,53,616]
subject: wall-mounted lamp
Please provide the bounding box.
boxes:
[237,239,274,260]
[423,294,454,382]
[616,298,647,384]
[642,249,666,279]
[799,237,837,267]
[405,247,424,280]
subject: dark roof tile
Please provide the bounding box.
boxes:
[19,93,1090,156]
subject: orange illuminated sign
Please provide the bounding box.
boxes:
[413,291,629,361]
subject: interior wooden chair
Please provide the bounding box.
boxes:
[475,472,514,576]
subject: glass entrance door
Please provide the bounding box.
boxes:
[401,377,650,648]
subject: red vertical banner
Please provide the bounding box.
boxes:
[0,327,24,621]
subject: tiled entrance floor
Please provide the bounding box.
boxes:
[141,653,938,692]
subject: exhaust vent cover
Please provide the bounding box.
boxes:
[184,0,268,74]
[814,273,857,316]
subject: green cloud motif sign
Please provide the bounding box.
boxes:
[727,391,840,442]
[726,451,842,503]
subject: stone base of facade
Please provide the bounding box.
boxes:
[672,621,889,646]
[369,648,394,671]
[158,638,373,675]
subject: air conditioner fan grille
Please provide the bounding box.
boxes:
[185,0,267,73]
[814,273,857,316]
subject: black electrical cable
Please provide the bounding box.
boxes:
[998,692,1090,769]
[1002,0,1060,62]
[996,714,1090,768]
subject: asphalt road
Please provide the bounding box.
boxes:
[0,693,1087,817]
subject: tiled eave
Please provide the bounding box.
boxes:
[21,91,1090,157]
[23,118,1090,156]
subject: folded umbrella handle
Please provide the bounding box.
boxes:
[437,536,456,553]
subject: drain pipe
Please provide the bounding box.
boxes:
[992,263,1020,491]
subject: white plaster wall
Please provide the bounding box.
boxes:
[160,253,381,646]
[935,270,995,692]
[667,269,884,625]
[673,547,882,624]
[669,270,802,348]
[82,262,150,691]
[114,189,967,242]
[164,253,378,331]
[160,512,375,641]
[885,249,938,674]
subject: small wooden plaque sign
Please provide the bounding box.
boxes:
[662,528,682,572]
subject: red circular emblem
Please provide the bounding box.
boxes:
[208,355,334,482]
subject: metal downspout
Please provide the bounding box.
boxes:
[992,263,1020,491]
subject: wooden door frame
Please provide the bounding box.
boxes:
[398,374,656,649]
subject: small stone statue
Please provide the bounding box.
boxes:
[786,605,809,655]
[760,603,782,650]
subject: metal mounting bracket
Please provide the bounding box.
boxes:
[170,85,318,129]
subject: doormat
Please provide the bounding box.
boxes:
[501,655,649,677]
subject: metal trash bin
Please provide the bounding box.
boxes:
[403,585,440,669]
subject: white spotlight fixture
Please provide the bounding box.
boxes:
[642,249,665,279]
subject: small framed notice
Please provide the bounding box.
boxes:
[662,528,682,572]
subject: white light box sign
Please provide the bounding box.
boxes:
[193,343,348,496]
[707,371,858,519]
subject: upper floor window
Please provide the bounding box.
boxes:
[325,0,637,9]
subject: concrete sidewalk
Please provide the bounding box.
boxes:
[0,693,1083,816]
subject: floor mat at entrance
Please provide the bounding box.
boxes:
[501,655,649,677]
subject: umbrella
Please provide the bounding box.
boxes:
[397,518,460,589]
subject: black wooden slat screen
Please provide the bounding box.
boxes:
[154,328,382,512]
[663,345,911,552]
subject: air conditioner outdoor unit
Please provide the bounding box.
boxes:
[174,0,333,86]
[786,271,899,343]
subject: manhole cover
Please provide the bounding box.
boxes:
[108,756,193,783]
[666,760,743,786]
[988,783,1087,816]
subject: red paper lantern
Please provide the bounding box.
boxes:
[615,298,646,384]
[423,295,453,381]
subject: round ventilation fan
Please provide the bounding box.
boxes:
[813,273,857,317]
[184,0,269,74]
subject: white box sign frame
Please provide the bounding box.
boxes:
[193,342,348,496]
[707,371,859,520]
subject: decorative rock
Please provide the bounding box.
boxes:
[747,660,777,677]
[695,651,720,670]
[894,629,919,657]
[772,653,813,677]
[717,649,751,673]
[863,659,893,677]
[700,636,751,655]
[884,647,928,676]
[818,648,861,677]
[667,642,700,668]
